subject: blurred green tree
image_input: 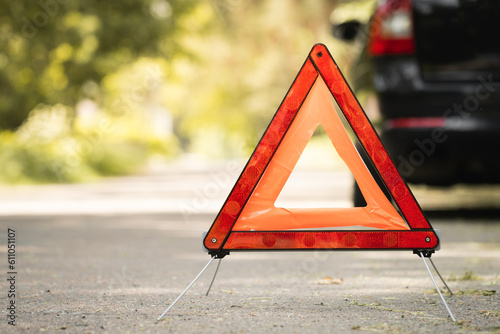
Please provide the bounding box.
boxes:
[0,0,196,129]
[172,0,338,156]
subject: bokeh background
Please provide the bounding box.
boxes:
[1,2,499,332]
[0,0,374,185]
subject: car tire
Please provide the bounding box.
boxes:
[352,180,367,207]
[352,174,394,208]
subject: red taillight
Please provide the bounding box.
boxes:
[369,0,415,56]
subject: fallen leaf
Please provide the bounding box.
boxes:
[316,276,343,285]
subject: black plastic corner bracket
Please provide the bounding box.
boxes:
[414,249,434,258]
[209,250,230,259]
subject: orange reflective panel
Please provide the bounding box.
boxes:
[233,77,408,231]
[203,44,438,253]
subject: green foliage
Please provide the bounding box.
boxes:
[0,0,193,183]
[84,140,147,177]
[171,0,340,156]
[0,0,350,183]
[0,104,179,184]
[0,0,196,129]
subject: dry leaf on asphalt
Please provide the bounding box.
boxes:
[315,276,343,285]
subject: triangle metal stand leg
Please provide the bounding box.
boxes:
[419,252,456,322]
[428,257,453,295]
[206,258,222,296]
[157,256,215,322]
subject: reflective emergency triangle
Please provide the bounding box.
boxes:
[204,44,438,252]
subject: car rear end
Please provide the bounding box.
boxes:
[369,0,500,185]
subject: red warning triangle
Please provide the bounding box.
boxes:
[204,44,438,254]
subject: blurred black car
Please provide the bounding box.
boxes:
[334,0,500,205]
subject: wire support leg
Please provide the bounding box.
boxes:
[205,258,222,296]
[157,256,215,322]
[419,252,456,322]
[428,257,453,295]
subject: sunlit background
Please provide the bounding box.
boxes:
[3,0,500,212]
[1,0,376,184]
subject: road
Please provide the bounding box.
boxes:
[0,161,499,333]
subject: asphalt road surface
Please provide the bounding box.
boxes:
[0,161,499,333]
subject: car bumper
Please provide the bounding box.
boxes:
[382,120,500,185]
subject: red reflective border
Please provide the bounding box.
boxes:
[223,231,438,250]
[309,44,430,230]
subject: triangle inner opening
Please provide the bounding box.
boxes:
[274,125,352,209]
